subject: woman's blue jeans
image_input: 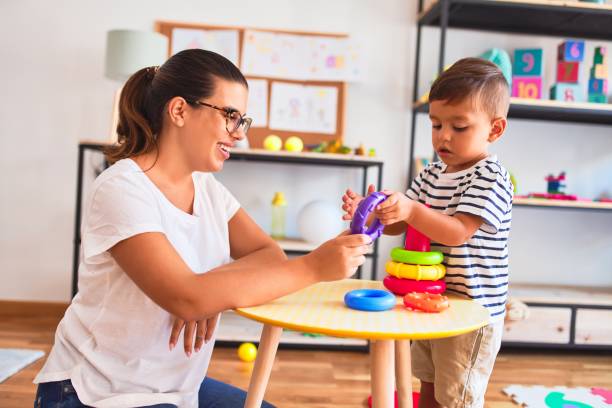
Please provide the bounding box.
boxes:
[34,377,275,407]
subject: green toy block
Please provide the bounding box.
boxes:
[513,49,543,77]
[594,46,608,65]
[588,93,607,103]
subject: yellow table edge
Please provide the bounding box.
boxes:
[234,308,490,341]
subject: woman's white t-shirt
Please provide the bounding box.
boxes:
[34,159,240,407]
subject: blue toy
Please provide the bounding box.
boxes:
[344,289,396,312]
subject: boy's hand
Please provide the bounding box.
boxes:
[342,184,376,221]
[375,190,414,225]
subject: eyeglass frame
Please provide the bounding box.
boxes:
[190,100,252,135]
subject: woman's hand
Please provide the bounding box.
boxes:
[169,314,220,357]
[304,231,371,281]
[341,184,376,220]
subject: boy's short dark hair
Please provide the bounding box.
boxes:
[429,57,510,118]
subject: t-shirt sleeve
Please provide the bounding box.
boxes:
[82,175,164,261]
[405,168,426,201]
[456,171,513,234]
[208,175,241,222]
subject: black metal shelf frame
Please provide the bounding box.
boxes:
[72,143,384,297]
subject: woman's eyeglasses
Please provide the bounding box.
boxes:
[192,100,252,135]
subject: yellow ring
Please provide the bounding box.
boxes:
[385,261,446,280]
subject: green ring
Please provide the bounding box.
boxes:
[390,247,443,265]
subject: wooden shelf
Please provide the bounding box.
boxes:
[419,0,612,40]
[513,197,612,211]
[510,283,612,307]
[216,310,368,348]
[230,148,384,167]
[414,98,612,125]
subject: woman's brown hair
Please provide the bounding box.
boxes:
[105,49,248,164]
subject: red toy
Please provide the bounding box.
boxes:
[383,275,446,296]
[404,225,430,252]
[403,292,449,313]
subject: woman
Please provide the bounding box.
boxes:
[34,49,370,407]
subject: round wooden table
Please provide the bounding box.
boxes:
[236,279,490,408]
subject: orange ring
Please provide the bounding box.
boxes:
[403,292,449,313]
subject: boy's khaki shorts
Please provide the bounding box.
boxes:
[411,320,503,408]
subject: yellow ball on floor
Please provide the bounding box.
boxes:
[263,135,282,151]
[237,342,258,362]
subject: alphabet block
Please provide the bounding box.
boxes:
[557,61,580,83]
[513,49,543,76]
[512,76,542,99]
[550,83,584,102]
[557,41,585,62]
[588,78,608,95]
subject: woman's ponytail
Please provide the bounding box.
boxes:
[104,67,158,164]
[104,49,248,164]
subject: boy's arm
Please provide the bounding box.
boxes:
[377,193,483,246]
[406,203,483,246]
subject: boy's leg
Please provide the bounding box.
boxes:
[198,377,275,408]
[429,321,503,408]
[411,340,442,407]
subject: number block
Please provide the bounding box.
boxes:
[512,76,542,99]
[550,83,584,102]
[557,61,580,83]
[588,93,607,103]
[513,49,543,76]
[590,64,608,80]
[588,78,608,95]
[594,46,607,65]
[557,41,585,62]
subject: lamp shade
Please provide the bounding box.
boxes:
[105,30,168,81]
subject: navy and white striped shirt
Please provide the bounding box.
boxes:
[406,155,513,322]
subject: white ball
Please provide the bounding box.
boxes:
[297,200,344,245]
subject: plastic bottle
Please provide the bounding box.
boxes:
[271,192,287,239]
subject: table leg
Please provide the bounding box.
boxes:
[244,324,282,408]
[395,340,413,408]
[371,339,395,408]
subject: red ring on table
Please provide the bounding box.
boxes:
[383,275,446,296]
[403,292,449,313]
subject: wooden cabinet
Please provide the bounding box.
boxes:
[575,309,612,346]
[503,307,571,344]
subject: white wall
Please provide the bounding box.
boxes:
[0,0,610,302]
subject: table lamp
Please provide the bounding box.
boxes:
[104,29,168,143]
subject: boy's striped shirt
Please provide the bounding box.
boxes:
[406,155,513,322]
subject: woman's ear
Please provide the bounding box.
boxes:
[488,117,507,143]
[166,97,188,127]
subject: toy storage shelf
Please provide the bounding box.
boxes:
[408,0,612,351]
[413,98,612,125]
[73,142,382,351]
[513,197,612,211]
[503,284,612,350]
[419,0,612,40]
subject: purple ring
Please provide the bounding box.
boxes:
[350,192,387,241]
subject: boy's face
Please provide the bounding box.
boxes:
[429,98,506,173]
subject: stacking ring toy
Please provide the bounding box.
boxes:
[344,289,396,312]
[383,275,446,296]
[350,192,387,241]
[386,261,446,280]
[390,247,444,265]
[403,292,449,313]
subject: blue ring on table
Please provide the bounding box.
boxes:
[344,289,396,312]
